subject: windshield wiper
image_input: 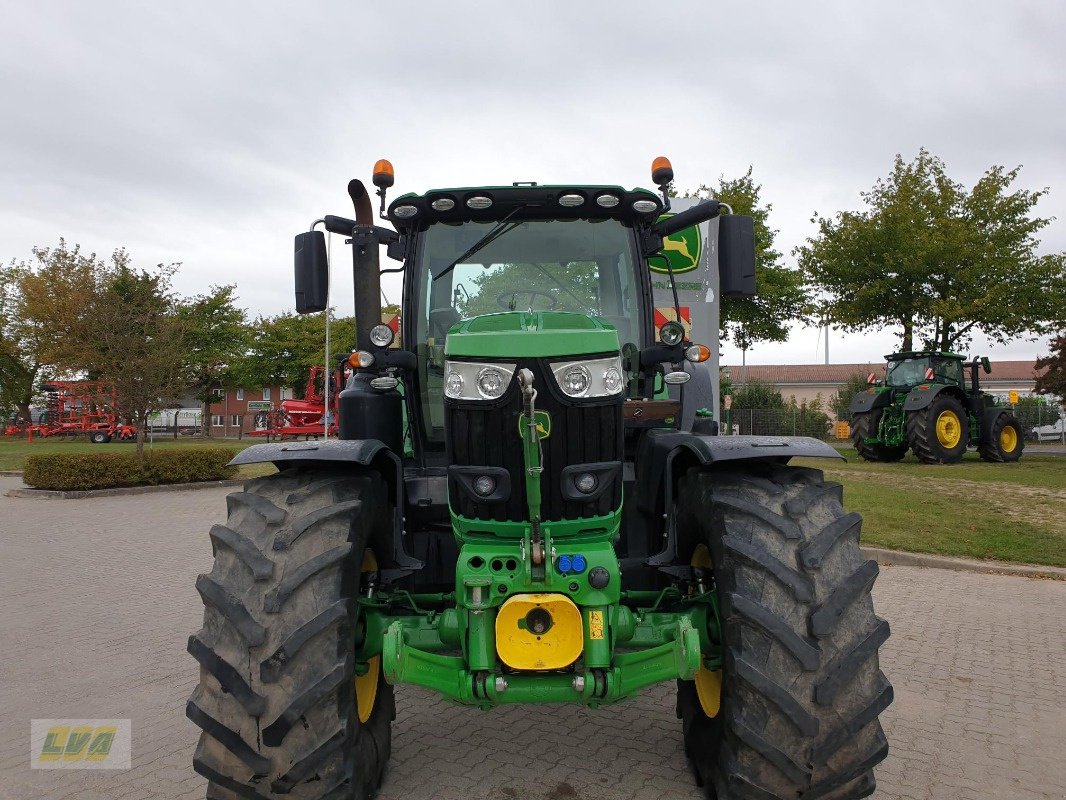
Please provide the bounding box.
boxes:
[432,206,526,282]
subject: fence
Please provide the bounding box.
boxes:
[1011,402,1065,442]
[722,408,836,440]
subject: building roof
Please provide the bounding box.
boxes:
[724,360,1043,385]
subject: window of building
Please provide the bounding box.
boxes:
[211,415,224,427]
[262,387,271,401]
[212,388,224,398]
[231,414,243,427]
[281,387,294,400]
[236,389,244,400]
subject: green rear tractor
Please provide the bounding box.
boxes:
[850,351,1024,464]
[188,159,893,800]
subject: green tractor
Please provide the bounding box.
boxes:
[850,351,1024,464]
[188,158,892,800]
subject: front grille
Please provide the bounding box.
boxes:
[445,358,623,523]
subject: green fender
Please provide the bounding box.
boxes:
[902,384,965,412]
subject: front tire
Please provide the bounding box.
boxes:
[850,410,906,462]
[90,430,111,444]
[187,468,394,800]
[675,464,892,800]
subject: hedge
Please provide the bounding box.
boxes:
[22,448,239,491]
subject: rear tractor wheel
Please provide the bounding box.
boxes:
[978,412,1024,463]
[850,410,906,462]
[906,395,968,464]
[187,468,394,800]
[675,464,892,800]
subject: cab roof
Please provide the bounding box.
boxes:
[885,350,965,361]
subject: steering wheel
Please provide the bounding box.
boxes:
[496,289,557,311]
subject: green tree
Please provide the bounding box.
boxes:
[179,285,248,436]
[731,377,786,410]
[230,312,356,396]
[0,241,107,423]
[832,372,875,420]
[797,149,1066,351]
[1035,334,1066,400]
[678,169,810,355]
[79,258,194,457]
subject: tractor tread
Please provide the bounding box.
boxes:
[270,729,346,793]
[209,524,274,581]
[722,535,814,602]
[815,618,891,706]
[273,499,363,551]
[726,595,821,671]
[732,716,811,784]
[286,477,348,505]
[730,654,819,737]
[800,512,862,569]
[784,482,843,515]
[260,600,348,683]
[194,747,265,799]
[226,491,286,524]
[812,673,894,764]
[194,574,266,646]
[802,731,888,799]
[186,698,271,776]
[715,495,802,540]
[262,663,347,747]
[264,544,352,613]
[187,634,266,716]
[809,560,879,637]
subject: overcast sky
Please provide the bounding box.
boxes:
[2,1,1063,366]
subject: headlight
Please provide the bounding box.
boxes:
[550,355,625,399]
[443,360,516,401]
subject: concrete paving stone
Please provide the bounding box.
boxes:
[0,474,1064,800]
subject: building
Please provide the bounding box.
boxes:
[724,360,1046,413]
[207,385,293,438]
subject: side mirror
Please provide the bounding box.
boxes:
[719,215,756,298]
[294,231,328,314]
[981,356,991,374]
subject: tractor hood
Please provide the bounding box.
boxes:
[444,311,620,358]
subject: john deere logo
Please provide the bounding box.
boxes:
[517,410,551,440]
[648,216,702,275]
[31,719,131,770]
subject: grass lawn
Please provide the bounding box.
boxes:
[795,448,1066,567]
[0,436,275,478]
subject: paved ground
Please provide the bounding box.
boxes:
[0,475,1064,800]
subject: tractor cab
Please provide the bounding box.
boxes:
[885,351,966,390]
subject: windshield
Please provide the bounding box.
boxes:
[886,356,963,387]
[413,218,643,446]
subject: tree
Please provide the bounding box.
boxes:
[797,149,1066,352]
[79,258,194,457]
[731,377,786,410]
[0,241,106,422]
[1035,334,1066,399]
[678,169,811,355]
[832,372,875,420]
[180,285,248,436]
[230,312,356,396]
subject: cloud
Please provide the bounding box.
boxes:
[2,0,1063,362]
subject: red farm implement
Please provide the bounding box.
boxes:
[249,365,347,440]
[9,381,137,443]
